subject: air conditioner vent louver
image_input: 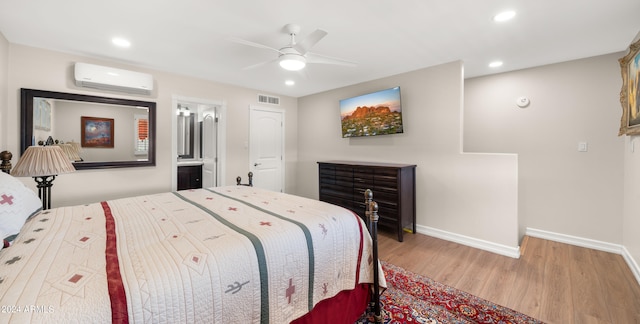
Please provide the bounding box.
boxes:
[74,62,153,95]
[258,94,280,105]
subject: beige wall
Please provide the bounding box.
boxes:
[622,32,640,283]
[464,53,625,244]
[297,61,520,256]
[623,135,640,282]
[0,33,7,149]
[2,43,298,206]
[465,51,640,282]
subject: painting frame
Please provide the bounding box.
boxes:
[618,38,640,136]
[81,116,114,148]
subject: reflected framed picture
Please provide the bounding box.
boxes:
[81,116,114,148]
[33,98,51,131]
[619,38,640,136]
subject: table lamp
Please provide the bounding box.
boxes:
[11,146,76,210]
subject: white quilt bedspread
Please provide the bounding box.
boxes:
[0,186,382,323]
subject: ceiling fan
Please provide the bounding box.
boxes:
[230,24,357,71]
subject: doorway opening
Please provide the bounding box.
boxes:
[172,95,227,190]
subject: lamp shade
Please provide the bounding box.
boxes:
[56,143,82,162]
[69,141,83,160]
[279,54,306,71]
[12,146,76,177]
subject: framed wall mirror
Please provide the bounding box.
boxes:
[20,88,156,170]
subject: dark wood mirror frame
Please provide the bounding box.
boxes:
[20,88,156,170]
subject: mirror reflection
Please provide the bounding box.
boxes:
[21,89,156,170]
[176,104,194,159]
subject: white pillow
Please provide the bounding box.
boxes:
[0,172,42,248]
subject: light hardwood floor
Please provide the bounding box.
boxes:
[376,231,640,323]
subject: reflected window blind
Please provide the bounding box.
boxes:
[136,118,149,153]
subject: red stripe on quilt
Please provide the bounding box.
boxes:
[101,201,129,324]
[290,211,370,324]
[353,211,365,283]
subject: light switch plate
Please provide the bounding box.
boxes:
[578,142,588,152]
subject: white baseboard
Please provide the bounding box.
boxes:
[621,246,640,287]
[525,228,623,253]
[526,227,640,286]
[415,224,521,259]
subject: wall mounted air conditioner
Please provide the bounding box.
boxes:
[74,62,153,95]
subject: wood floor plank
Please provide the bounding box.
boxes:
[505,236,545,320]
[430,242,474,287]
[588,248,640,323]
[569,245,611,323]
[475,253,519,306]
[454,249,499,296]
[538,240,573,323]
[375,231,640,324]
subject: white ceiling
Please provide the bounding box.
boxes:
[1,0,639,98]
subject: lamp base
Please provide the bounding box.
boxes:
[33,175,56,210]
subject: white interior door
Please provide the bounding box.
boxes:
[249,106,284,192]
[202,112,217,188]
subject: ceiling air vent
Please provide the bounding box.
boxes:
[257,94,280,105]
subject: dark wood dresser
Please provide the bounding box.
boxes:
[318,161,416,242]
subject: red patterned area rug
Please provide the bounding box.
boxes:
[356,262,544,324]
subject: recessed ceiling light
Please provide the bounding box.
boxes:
[112,37,131,48]
[489,61,503,68]
[493,10,516,22]
[285,80,295,86]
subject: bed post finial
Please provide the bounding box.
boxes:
[364,188,373,203]
[236,172,254,187]
[0,151,12,174]
[369,201,379,222]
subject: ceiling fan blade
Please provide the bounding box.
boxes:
[227,36,283,54]
[293,29,327,55]
[242,57,280,71]
[305,52,358,67]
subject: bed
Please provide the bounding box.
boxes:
[0,152,384,323]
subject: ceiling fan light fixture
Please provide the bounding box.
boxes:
[279,54,306,71]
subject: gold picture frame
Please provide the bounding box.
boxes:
[619,38,640,136]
